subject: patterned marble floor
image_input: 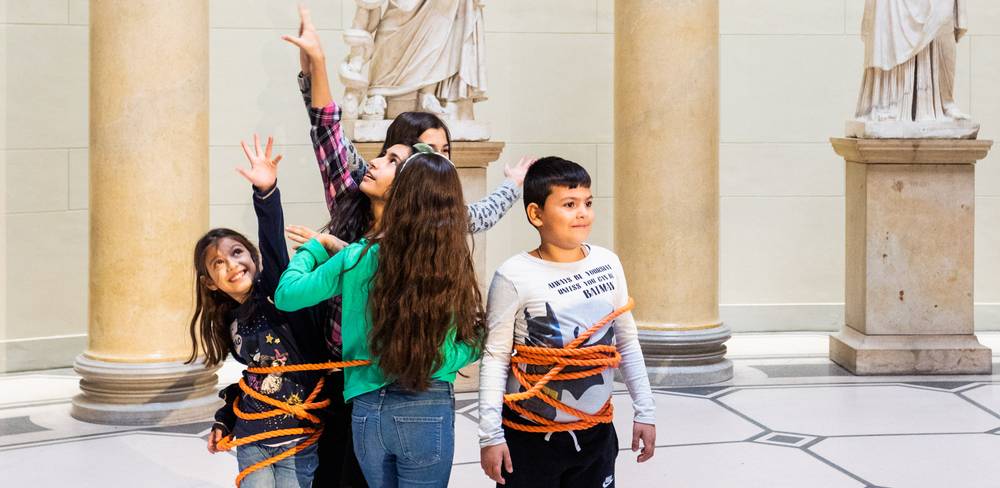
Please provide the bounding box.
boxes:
[3,333,1000,488]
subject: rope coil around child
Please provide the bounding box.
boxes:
[215,359,370,487]
[502,298,634,433]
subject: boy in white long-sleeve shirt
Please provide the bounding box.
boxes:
[478,157,656,487]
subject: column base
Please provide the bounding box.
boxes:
[71,355,222,426]
[645,359,734,387]
[638,324,733,386]
[829,327,992,375]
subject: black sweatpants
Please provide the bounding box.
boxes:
[500,412,619,488]
[311,372,368,488]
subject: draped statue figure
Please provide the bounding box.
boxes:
[339,0,489,141]
[850,0,978,138]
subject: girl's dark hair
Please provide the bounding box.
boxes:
[382,111,451,158]
[522,156,591,209]
[365,152,485,391]
[187,228,260,367]
[325,190,372,243]
[325,111,452,241]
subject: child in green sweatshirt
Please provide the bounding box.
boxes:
[275,150,485,488]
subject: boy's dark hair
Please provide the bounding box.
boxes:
[522,156,592,209]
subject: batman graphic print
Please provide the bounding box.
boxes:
[514,300,616,422]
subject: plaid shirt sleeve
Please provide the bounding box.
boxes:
[298,73,362,220]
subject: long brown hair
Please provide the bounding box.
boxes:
[187,228,261,367]
[366,152,484,390]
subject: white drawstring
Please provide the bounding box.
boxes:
[542,430,582,452]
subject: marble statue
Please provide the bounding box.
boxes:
[849,0,979,138]
[340,0,489,141]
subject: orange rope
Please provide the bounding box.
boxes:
[502,298,634,433]
[215,360,371,487]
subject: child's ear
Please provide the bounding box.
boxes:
[526,202,544,229]
[200,275,218,292]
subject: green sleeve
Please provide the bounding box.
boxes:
[275,238,346,312]
[438,329,482,375]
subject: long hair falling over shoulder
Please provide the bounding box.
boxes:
[367,153,485,391]
[187,228,261,367]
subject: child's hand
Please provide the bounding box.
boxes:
[316,233,347,255]
[504,156,537,187]
[285,224,320,251]
[285,224,318,250]
[282,5,325,63]
[480,443,513,485]
[286,225,347,254]
[632,422,656,462]
[238,134,282,193]
[207,427,225,454]
[292,5,311,75]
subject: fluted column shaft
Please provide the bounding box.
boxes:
[615,0,732,385]
[72,0,219,425]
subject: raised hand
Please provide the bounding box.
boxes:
[237,134,282,193]
[504,156,538,187]
[286,225,347,255]
[315,233,348,255]
[285,224,318,250]
[282,4,324,63]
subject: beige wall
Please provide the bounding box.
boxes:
[3,0,89,372]
[1,0,8,371]
[719,0,1000,331]
[3,0,1000,372]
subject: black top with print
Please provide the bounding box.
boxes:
[213,187,332,446]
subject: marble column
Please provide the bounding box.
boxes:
[615,0,731,386]
[830,138,993,375]
[72,0,220,425]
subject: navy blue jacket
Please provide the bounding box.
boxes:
[213,186,332,445]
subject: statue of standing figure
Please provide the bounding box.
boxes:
[340,0,490,141]
[850,0,979,138]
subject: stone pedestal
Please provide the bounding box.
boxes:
[346,118,490,142]
[356,141,505,392]
[830,138,993,375]
[72,0,220,425]
[614,0,731,386]
[846,120,980,140]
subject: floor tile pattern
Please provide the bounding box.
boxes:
[3,353,1000,487]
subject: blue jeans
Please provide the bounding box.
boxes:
[351,381,456,488]
[236,441,318,488]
